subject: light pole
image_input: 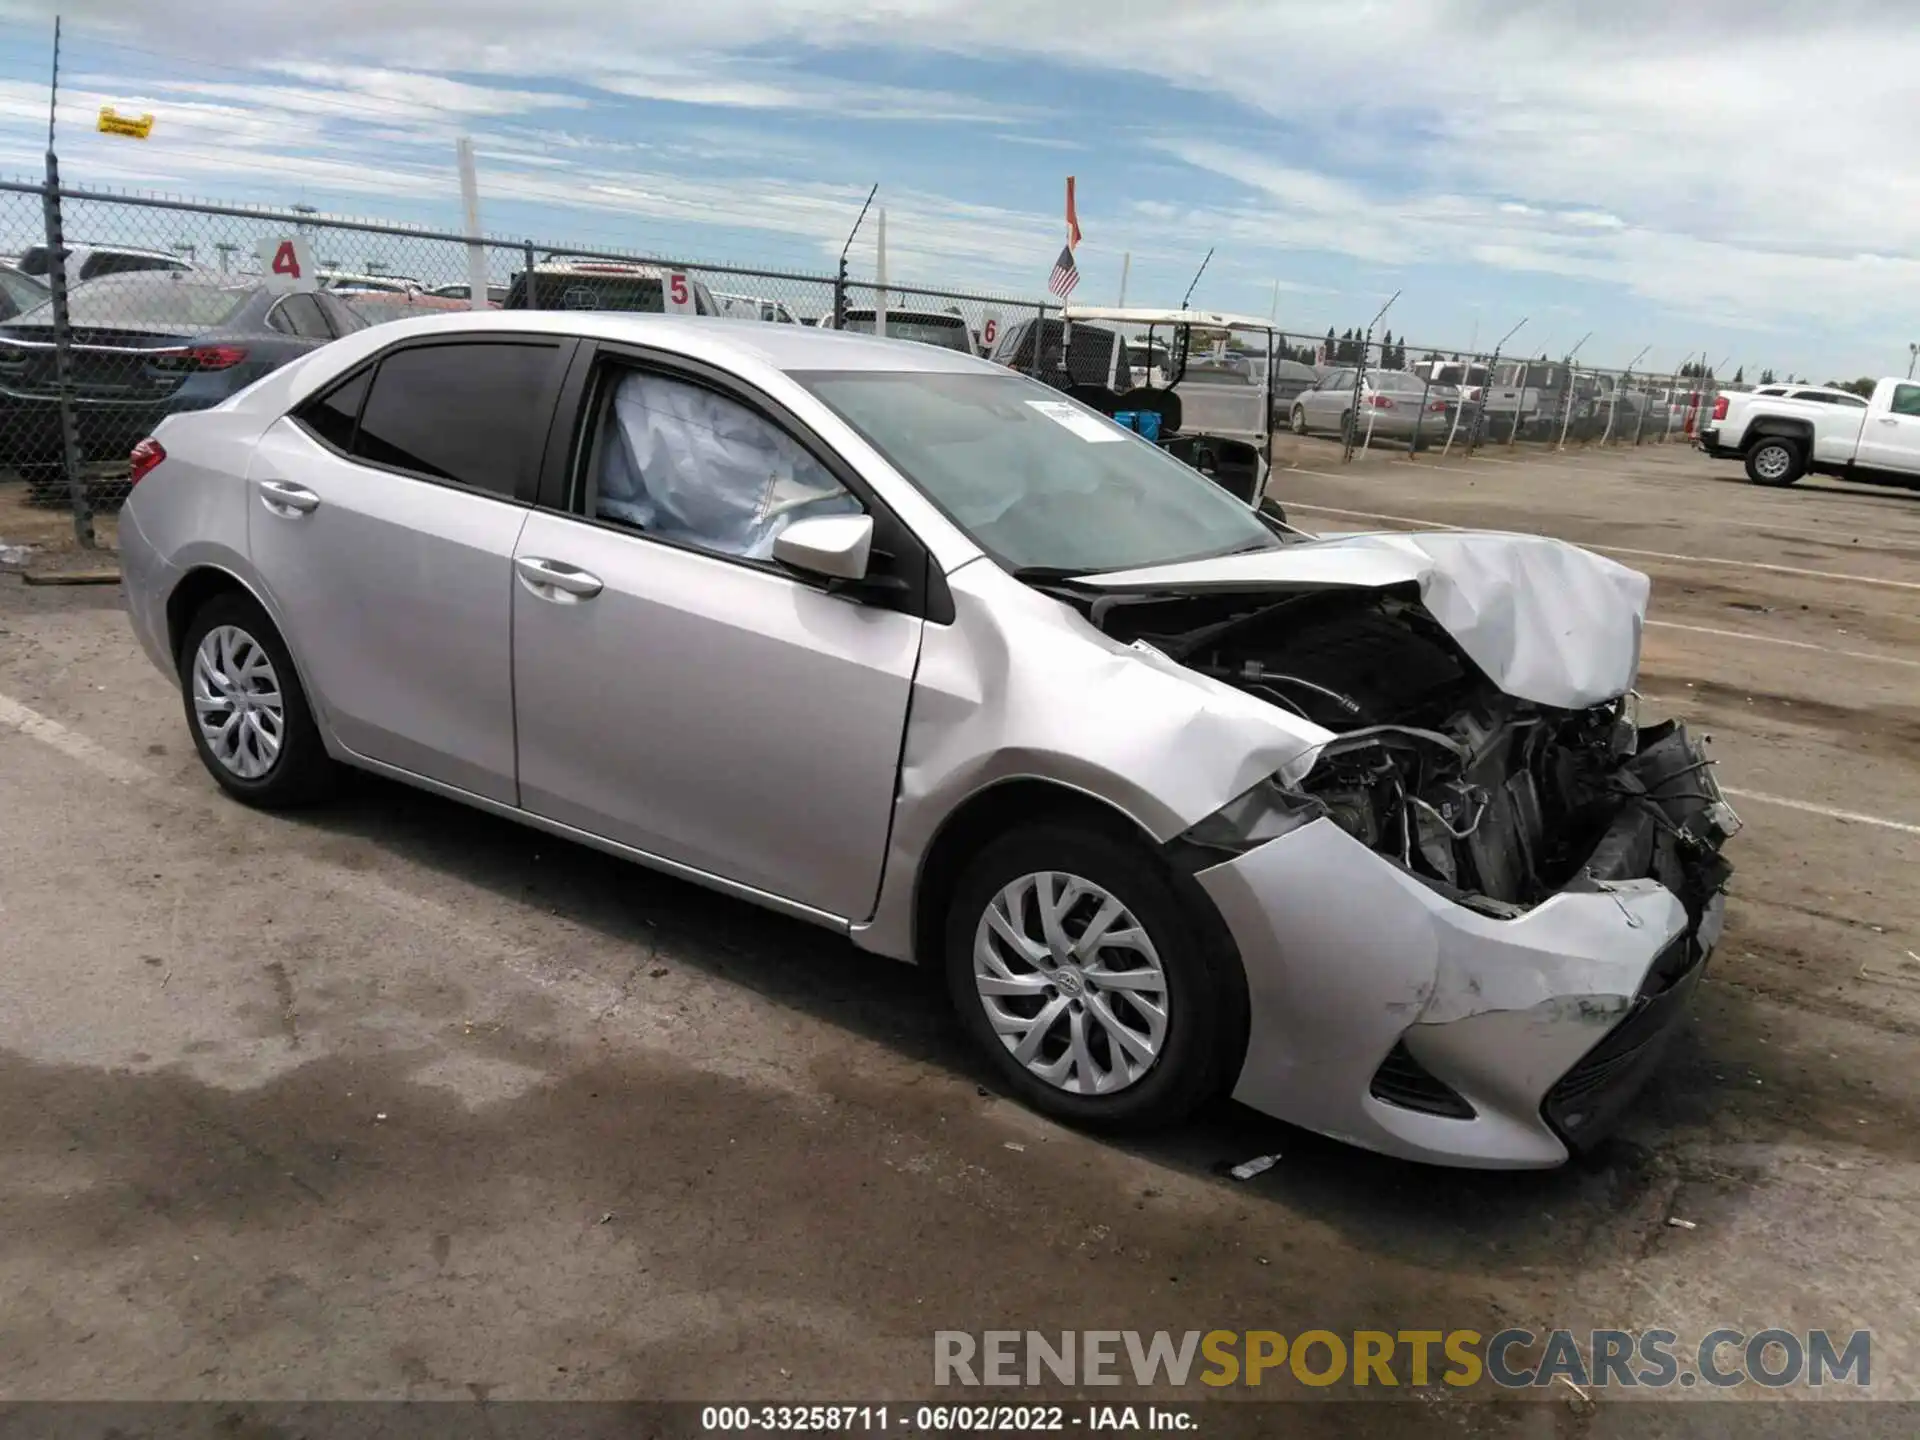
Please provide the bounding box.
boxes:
[1908,342,1916,380]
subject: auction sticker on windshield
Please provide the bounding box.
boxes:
[1026,399,1127,443]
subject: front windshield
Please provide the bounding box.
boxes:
[797,370,1283,574]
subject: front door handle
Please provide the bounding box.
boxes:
[257,479,320,515]
[1877,417,1900,426]
[514,555,604,601]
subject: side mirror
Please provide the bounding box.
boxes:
[773,513,873,583]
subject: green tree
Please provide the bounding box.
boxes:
[1733,366,1744,383]
[1759,368,1775,384]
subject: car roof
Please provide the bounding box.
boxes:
[294,309,1003,377]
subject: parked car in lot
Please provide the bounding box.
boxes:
[319,272,424,296]
[838,307,976,354]
[713,291,801,324]
[1701,376,1918,488]
[0,262,47,322]
[1289,367,1457,448]
[987,316,1132,389]
[118,311,1737,1168]
[504,257,720,315]
[0,274,365,499]
[429,282,510,305]
[13,243,193,287]
[347,291,498,327]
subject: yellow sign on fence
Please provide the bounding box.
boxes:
[96,107,155,140]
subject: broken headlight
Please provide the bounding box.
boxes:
[1178,774,1329,857]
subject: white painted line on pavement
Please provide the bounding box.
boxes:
[0,691,154,784]
[1644,620,1920,669]
[1280,499,1920,591]
[1720,789,1920,837]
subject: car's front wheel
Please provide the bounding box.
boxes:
[1745,436,1805,486]
[1289,406,1307,435]
[178,592,337,807]
[943,824,1246,1131]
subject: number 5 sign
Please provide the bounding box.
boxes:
[256,236,318,294]
[661,270,695,315]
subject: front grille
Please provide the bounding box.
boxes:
[1370,1041,1475,1119]
[1543,935,1703,1149]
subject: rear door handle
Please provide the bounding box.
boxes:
[257,479,320,515]
[514,555,603,601]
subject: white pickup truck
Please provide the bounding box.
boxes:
[1700,378,1920,488]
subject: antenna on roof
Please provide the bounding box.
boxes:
[834,184,878,331]
[1181,248,1213,309]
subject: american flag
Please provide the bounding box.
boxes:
[1047,244,1079,299]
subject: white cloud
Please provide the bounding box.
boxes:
[6,0,1918,369]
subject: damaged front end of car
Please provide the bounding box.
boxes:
[1066,567,1740,1167]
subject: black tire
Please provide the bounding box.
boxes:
[1289,405,1307,435]
[1339,410,1355,446]
[1744,436,1804,487]
[943,823,1248,1132]
[177,591,337,808]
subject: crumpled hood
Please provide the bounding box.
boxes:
[1080,529,1649,710]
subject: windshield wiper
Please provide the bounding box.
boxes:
[1007,565,1091,583]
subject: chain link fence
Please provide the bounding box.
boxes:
[0,177,1723,548]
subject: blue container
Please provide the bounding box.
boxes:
[1114,410,1162,442]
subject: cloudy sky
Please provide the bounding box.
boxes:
[0,0,1909,377]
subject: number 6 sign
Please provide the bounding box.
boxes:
[256,236,318,294]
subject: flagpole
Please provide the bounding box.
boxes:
[1059,176,1075,382]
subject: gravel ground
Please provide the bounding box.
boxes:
[0,438,1914,1431]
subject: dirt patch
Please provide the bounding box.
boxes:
[0,480,119,573]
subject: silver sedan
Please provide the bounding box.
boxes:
[1290,368,1460,447]
[118,312,1738,1168]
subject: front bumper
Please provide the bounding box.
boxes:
[1194,733,1732,1169]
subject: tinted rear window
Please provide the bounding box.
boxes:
[350,341,561,498]
[841,314,972,350]
[1372,371,1429,393]
[513,272,664,312]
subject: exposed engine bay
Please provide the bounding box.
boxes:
[1079,582,1740,920]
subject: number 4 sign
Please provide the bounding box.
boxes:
[662,271,695,315]
[256,236,318,294]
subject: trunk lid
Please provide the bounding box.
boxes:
[0,324,199,398]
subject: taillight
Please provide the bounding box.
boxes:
[1366,393,1395,409]
[149,345,249,373]
[1428,399,1448,412]
[1712,395,1729,420]
[129,437,165,485]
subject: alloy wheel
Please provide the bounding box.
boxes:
[972,870,1170,1096]
[191,624,285,780]
[1753,444,1792,481]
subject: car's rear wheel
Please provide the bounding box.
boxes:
[943,824,1245,1131]
[1745,436,1804,486]
[178,592,336,807]
[1289,406,1307,435]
